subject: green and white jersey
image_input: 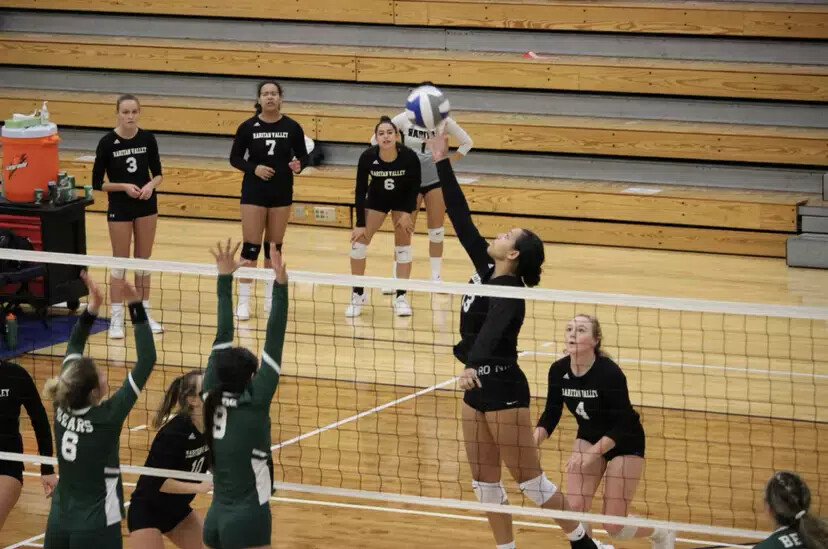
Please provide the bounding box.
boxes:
[755,526,806,549]
[203,274,286,507]
[50,308,157,530]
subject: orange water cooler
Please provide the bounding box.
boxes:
[1,123,60,202]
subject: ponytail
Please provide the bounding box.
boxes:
[202,386,223,455]
[156,377,182,428]
[800,513,828,549]
[513,229,544,287]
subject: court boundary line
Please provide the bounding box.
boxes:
[271,375,459,450]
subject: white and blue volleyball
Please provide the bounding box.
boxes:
[405,85,450,131]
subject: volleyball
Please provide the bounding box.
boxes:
[405,85,450,131]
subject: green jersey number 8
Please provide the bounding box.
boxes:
[61,431,79,462]
[213,405,228,440]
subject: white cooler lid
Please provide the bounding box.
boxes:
[2,122,58,139]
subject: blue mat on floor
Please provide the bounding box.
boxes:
[0,313,109,359]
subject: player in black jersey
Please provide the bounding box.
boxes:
[229,81,308,321]
[0,360,57,532]
[42,272,157,548]
[128,370,211,549]
[372,82,474,289]
[426,133,611,549]
[346,116,421,318]
[535,315,674,549]
[92,94,164,339]
[757,472,827,549]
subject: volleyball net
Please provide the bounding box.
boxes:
[0,249,825,544]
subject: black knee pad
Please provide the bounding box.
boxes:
[241,242,262,261]
[263,242,282,259]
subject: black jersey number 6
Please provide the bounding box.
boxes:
[384,178,395,191]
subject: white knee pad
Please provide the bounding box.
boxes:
[350,242,367,260]
[427,227,445,244]
[611,523,639,540]
[134,269,151,277]
[472,480,507,505]
[110,268,126,280]
[395,245,412,264]
[519,474,557,506]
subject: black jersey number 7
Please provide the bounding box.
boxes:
[266,140,276,156]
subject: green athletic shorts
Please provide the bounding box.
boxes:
[203,501,272,549]
[43,520,121,549]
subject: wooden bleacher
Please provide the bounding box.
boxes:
[1,32,827,102]
[2,90,827,166]
[1,0,826,39]
[56,152,810,258]
[2,89,826,167]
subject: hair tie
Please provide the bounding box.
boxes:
[795,510,806,520]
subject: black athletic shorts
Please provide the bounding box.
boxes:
[463,364,531,413]
[0,459,23,483]
[241,178,293,208]
[128,497,193,534]
[419,180,441,196]
[578,429,646,461]
[365,182,416,215]
[107,195,158,222]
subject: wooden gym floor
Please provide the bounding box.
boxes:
[1,213,826,548]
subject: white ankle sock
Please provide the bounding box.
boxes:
[429,257,442,279]
[497,542,516,549]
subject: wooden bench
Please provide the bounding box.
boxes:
[2,0,825,39]
[2,32,826,101]
[57,153,812,257]
[2,89,826,166]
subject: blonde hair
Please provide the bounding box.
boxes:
[43,357,100,410]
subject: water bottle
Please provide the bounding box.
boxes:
[5,314,18,351]
[40,101,50,124]
[47,180,57,204]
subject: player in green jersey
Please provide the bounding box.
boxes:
[756,472,827,549]
[202,240,287,549]
[42,272,157,548]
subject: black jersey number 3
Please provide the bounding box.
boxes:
[126,157,137,173]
